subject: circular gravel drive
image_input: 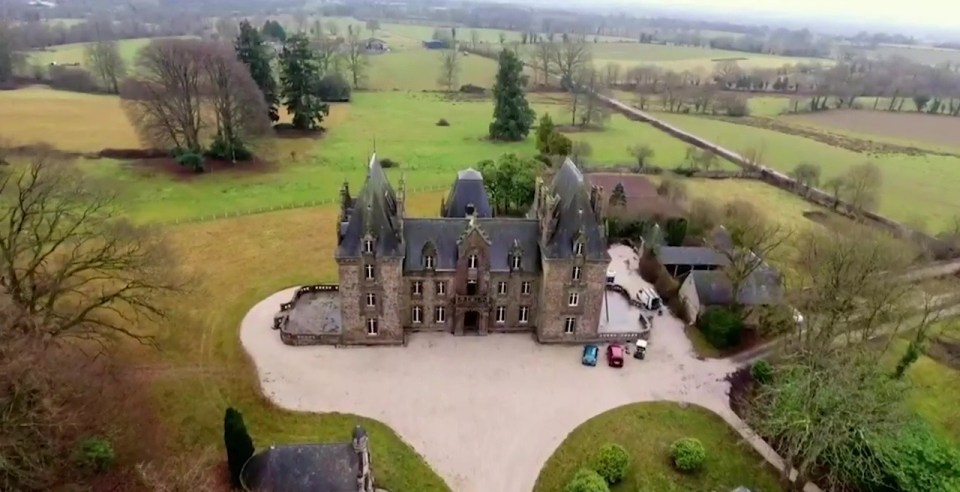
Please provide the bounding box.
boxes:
[241,247,740,492]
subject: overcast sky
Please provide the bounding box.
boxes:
[621,0,960,31]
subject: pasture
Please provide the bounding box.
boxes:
[588,42,829,72]
[365,49,498,91]
[653,112,960,232]
[133,193,450,492]
[533,402,782,492]
[781,109,960,152]
[25,36,186,67]
[848,43,960,66]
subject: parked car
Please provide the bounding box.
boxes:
[636,287,663,314]
[633,339,648,360]
[606,343,624,368]
[581,344,599,366]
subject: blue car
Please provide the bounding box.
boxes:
[581,344,599,366]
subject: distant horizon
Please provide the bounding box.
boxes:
[526,0,960,38]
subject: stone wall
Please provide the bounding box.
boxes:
[337,260,361,342]
[402,273,454,332]
[490,271,540,332]
[537,258,608,343]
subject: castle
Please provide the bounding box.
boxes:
[279,154,611,345]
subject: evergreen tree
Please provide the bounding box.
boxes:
[489,49,535,141]
[261,20,287,42]
[236,21,280,122]
[279,33,330,130]
[223,407,255,488]
[535,113,555,154]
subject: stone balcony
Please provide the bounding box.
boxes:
[454,294,490,308]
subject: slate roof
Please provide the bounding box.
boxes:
[442,168,493,218]
[690,267,782,306]
[541,159,610,262]
[403,217,541,272]
[658,246,729,267]
[337,154,403,258]
[240,443,360,492]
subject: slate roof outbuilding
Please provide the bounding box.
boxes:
[690,267,782,306]
[240,443,360,492]
[658,246,729,267]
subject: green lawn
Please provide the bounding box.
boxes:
[68,91,712,223]
[589,42,829,72]
[26,36,191,67]
[366,49,498,91]
[884,336,960,446]
[138,194,450,491]
[653,112,960,232]
[533,402,783,492]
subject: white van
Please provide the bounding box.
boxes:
[635,287,663,312]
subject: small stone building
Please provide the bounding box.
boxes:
[309,155,610,345]
[240,425,375,492]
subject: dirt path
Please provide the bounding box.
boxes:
[239,246,822,492]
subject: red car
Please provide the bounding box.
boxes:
[606,343,625,368]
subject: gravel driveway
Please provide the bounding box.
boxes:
[240,246,743,492]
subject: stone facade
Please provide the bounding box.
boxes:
[325,155,610,345]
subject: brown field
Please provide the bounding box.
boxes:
[782,110,960,150]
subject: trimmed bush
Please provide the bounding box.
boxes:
[436,118,450,126]
[697,307,744,350]
[317,73,351,102]
[564,468,610,492]
[78,437,114,472]
[670,437,706,473]
[593,443,630,484]
[380,158,400,168]
[751,359,774,385]
[175,151,206,173]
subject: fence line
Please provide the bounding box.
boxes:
[157,184,448,227]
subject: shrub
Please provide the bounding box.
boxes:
[593,443,630,484]
[380,158,400,168]
[207,134,253,162]
[664,217,688,246]
[436,118,450,126]
[670,437,706,473]
[751,359,774,385]
[316,73,351,102]
[871,420,960,492]
[78,437,114,473]
[698,307,744,349]
[564,468,610,492]
[548,131,572,156]
[48,65,99,93]
[175,151,206,173]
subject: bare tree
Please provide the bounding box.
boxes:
[603,62,622,87]
[576,67,610,128]
[120,39,207,151]
[0,156,178,345]
[437,48,460,92]
[469,29,480,50]
[553,35,591,89]
[841,161,882,215]
[84,40,126,93]
[202,44,272,161]
[344,25,369,89]
[313,37,343,75]
[627,144,655,170]
[529,42,556,86]
[712,201,790,309]
[789,162,821,195]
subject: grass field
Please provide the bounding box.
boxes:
[134,193,449,491]
[884,336,960,445]
[26,36,190,67]
[847,43,960,66]
[653,112,960,232]
[532,402,783,492]
[780,110,960,152]
[589,42,829,72]
[366,49,498,91]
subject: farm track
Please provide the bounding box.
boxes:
[706,115,960,158]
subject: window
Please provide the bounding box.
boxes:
[364,264,374,280]
[436,281,446,295]
[572,266,582,281]
[411,281,422,295]
[568,292,579,306]
[363,240,374,254]
[366,318,379,335]
[519,306,529,323]
[511,255,522,270]
[435,306,446,323]
[574,242,583,256]
[412,306,422,324]
[495,306,506,324]
[564,317,577,334]
[366,293,376,307]
[468,254,478,269]
[424,255,435,269]
[497,282,507,295]
[521,281,531,295]
[466,280,478,296]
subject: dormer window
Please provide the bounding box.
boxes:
[424,255,435,269]
[572,266,582,281]
[365,264,375,280]
[511,254,522,270]
[468,254,478,269]
[465,203,476,216]
[363,239,374,254]
[574,241,584,256]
